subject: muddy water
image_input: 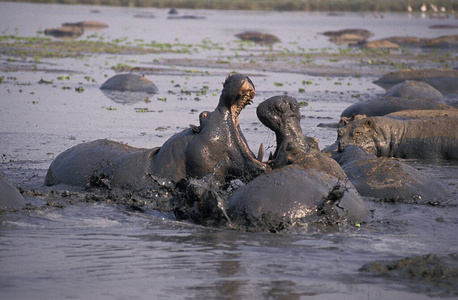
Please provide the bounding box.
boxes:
[1,2,458,299]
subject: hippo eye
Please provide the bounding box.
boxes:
[353,130,362,136]
[201,112,208,118]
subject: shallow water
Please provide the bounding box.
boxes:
[1,2,458,299]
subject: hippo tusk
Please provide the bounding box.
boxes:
[257,143,264,161]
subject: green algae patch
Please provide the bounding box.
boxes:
[0,35,195,58]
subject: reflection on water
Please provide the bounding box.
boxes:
[101,89,155,104]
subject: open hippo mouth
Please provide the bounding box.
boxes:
[230,77,256,127]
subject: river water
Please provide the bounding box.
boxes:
[0,2,457,299]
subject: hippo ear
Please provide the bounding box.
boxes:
[190,124,200,133]
[364,119,374,128]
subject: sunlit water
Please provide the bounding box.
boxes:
[0,2,457,299]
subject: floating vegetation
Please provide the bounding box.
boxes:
[38,78,53,84]
[106,106,117,111]
[57,75,71,80]
[74,86,84,93]
[135,108,151,113]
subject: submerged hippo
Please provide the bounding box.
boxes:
[382,80,444,101]
[332,145,448,202]
[100,73,158,93]
[373,69,458,94]
[228,96,369,232]
[340,96,455,118]
[45,74,268,188]
[337,114,458,160]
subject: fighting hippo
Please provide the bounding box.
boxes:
[336,114,458,160]
[340,96,455,118]
[373,69,458,94]
[332,145,448,203]
[45,74,268,189]
[227,96,369,232]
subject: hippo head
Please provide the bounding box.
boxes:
[257,95,317,168]
[337,117,382,155]
[218,74,256,127]
[185,74,268,184]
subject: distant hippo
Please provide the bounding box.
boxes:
[62,21,108,28]
[0,176,25,210]
[100,73,158,93]
[321,28,373,45]
[340,96,455,118]
[235,31,280,45]
[337,115,458,160]
[45,74,268,188]
[228,96,369,232]
[332,145,448,202]
[44,26,84,38]
[373,69,458,94]
[382,80,443,101]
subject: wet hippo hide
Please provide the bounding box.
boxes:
[227,96,370,232]
[332,145,448,202]
[337,115,458,160]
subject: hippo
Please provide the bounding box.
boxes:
[382,80,444,101]
[227,96,369,232]
[61,21,108,28]
[373,69,458,94]
[385,109,458,120]
[321,28,373,45]
[100,73,158,93]
[0,175,25,211]
[361,40,400,49]
[235,31,280,45]
[45,74,268,188]
[44,26,84,38]
[332,145,448,203]
[340,96,455,118]
[336,114,458,160]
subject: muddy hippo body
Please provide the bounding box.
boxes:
[45,74,267,188]
[44,139,159,187]
[340,97,455,118]
[228,96,369,232]
[337,115,458,160]
[332,145,448,202]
